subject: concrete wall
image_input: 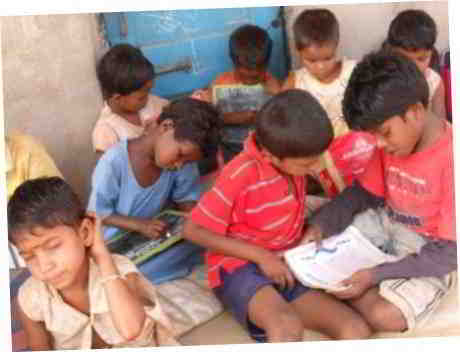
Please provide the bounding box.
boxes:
[2,14,104,202]
[286,1,449,70]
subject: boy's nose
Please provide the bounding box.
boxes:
[37,252,54,274]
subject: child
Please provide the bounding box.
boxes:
[9,177,178,350]
[183,90,371,342]
[92,43,169,153]
[386,9,447,120]
[194,24,281,163]
[283,8,355,138]
[282,9,376,196]
[87,97,220,284]
[305,52,456,332]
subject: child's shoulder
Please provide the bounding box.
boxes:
[216,151,274,191]
[17,275,49,320]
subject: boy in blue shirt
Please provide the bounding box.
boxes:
[88,97,220,284]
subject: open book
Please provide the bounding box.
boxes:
[106,209,186,265]
[284,225,397,291]
[212,83,271,114]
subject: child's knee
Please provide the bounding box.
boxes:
[263,311,304,342]
[335,317,372,340]
[366,299,407,332]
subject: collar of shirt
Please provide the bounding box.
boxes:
[243,131,288,182]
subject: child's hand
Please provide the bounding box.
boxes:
[86,212,110,260]
[303,223,323,248]
[137,219,168,239]
[330,268,375,300]
[263,75,281,95]
[190,88,212,103]
[258,253,295,290]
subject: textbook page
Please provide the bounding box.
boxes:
[284,225,397,291]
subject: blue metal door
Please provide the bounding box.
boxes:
[103,7,288,99]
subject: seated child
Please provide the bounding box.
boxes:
[183,90,371,343]
[9,177,179,350]
[283,8,355,138]
[386,9,447,120]
[87,97,220,284]
[194,24,280,163]
[305,52,456,332]
[92,43,169,153]
[282,8,376,195]
[6,132,63,269]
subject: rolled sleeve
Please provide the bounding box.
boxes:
[87,153,121,219]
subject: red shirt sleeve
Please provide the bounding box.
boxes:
[189,161,254,236]
[357,148,386,198]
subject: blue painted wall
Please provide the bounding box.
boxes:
[103,7,288,99]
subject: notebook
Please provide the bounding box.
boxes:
[105,210,186,265]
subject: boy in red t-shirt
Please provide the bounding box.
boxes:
[306,52,456,332]
[183,90,371,342]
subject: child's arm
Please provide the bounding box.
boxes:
[281,71,296,91]
[103,214,167,239]
[262,73,281,95]
[88,214,147,341]
[305,181,384,242]
[333,239,457,300]
[174,200,196,212]
[432,80,447,119]
[221,110,257,125]
[17,302,52,351]
[183,220,296,290]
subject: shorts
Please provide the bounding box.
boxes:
[213,262,310,342]
[352,208,456,330]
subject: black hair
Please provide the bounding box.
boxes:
[293,9,339,50]
[255,89,333,159]
[8,177,85,244]
[342,51,429,131]
[156,97,221,158]
[388,9,437,51]
[96,43,155,100]
[229,24,273,69]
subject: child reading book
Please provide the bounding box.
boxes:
[305,51,456,332]
[88,97,220,284]
[183,90,371,342]
[193,24,280,163]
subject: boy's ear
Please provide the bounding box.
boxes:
[158,118,174,133]
[108,93,122,105]
[77,217,94,248]
[405,103,425,123]
[260,147,282,167]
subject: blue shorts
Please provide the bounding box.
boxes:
[213,262,310,342]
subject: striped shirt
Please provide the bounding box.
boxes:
[189,133,307,288]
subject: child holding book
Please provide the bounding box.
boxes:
[92,43,169,153]
[386,9,447,120]
[305,51,456,332]
[88,97,220,284]
[9,177,178,350]
[193,24,281,163]
[183,90,371,342]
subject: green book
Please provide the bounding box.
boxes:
[105,209,186,265]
